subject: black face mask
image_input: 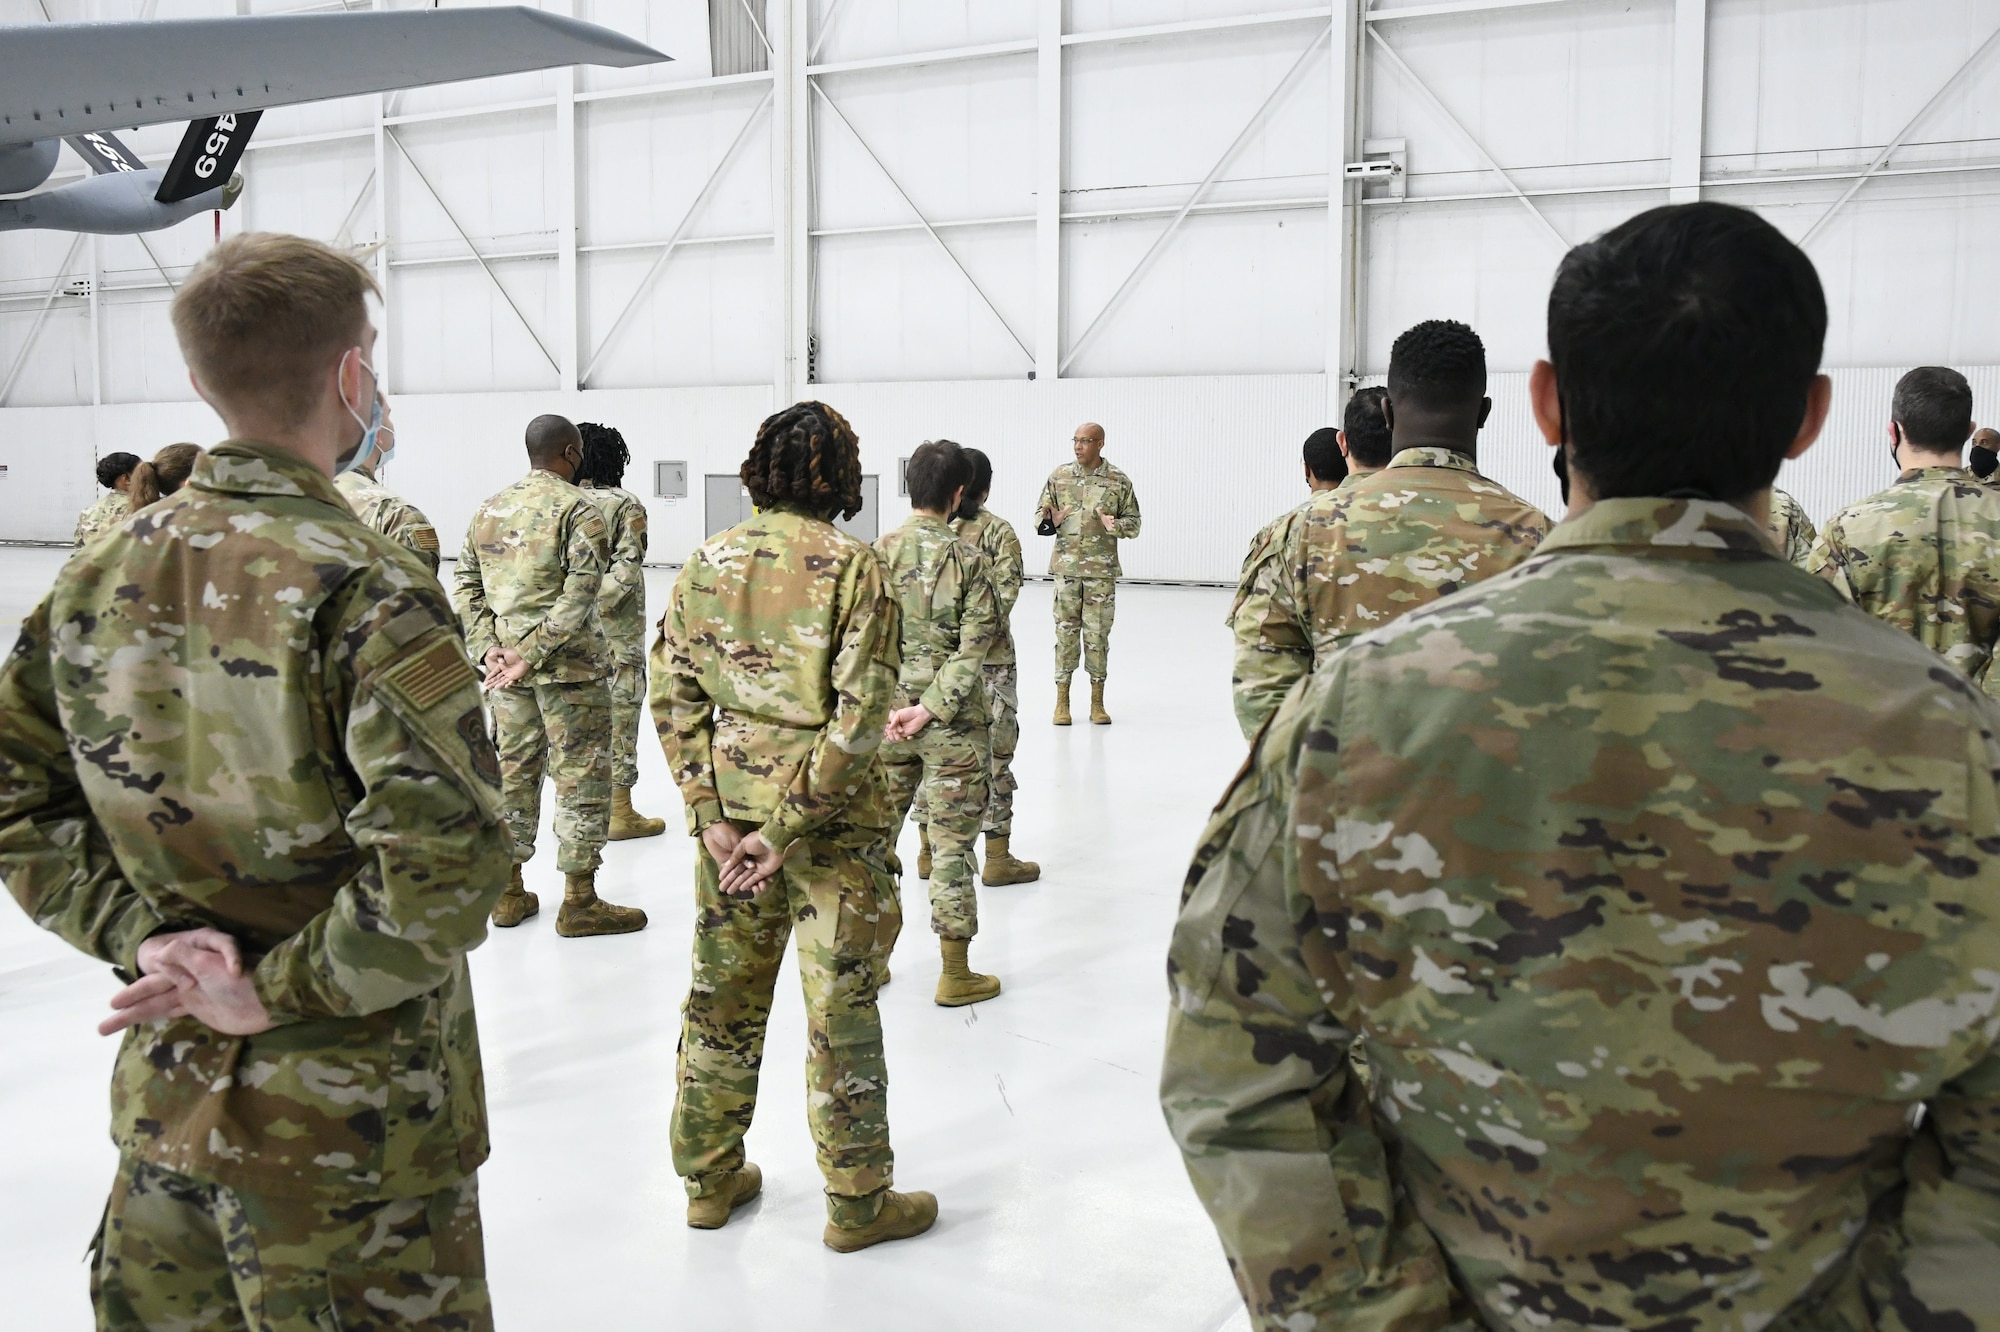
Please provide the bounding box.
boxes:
[1972,445,1998,480]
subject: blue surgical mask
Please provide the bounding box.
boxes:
[337,354,384,476]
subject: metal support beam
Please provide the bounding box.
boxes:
[812,84,1034,366]
[736,0,773,55]
[582,88,774,387]
[1801,20,2000,248]
[385,128,561,377]
[133,234,180,294]
[1668,0,1706,204]
[555,64,579,390]
[1063,7,1332,47]
[1366,0,1606,19]
[0,234,86,408]
[810,40,1036,78]
[1061,24,1331,376]
[1035,0,1063,381]
[1329,4,1362,410]
[811,0,854,63]
[773,0,810,401]
[1366,27,1568,250]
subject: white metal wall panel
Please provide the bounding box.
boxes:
[811,0,1034,66]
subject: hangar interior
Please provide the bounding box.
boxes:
[5,0,2000,1328]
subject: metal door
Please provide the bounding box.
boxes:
[836,475,879,543]
[704,474,753,538]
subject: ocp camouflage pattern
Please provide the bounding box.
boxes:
[1807,464,2000,687]
[336,467,444,574]
[0,441,510,1203]
[1164,497,2000,1331]
[72,489,127,547]
[652,503,900,851]
[453,470,611,684]
[1231,446,1548,739]
[1768,485,1817,567]
[1036,459,1142,579]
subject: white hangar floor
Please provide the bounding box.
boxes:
[0,548,1256,1332]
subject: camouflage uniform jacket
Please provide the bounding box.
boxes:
[580,481,649,665]
[1224,477,1363,631]
[453,469,611,685]
[953,508,1023,668]
[73,489,127,546]
[334,466,443,574]
[653,503,900,851]
[1036,459,1142,578]
[875,513,1000,726]
[1231,448,1548,740]
[1768,485,1817,566]
[1164,496,2000,1331]
[1807,465,2000,687]
[0,441,510,1202]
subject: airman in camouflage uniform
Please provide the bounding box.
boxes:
[910,448,1040,887]
[72,451,139,547]
[1167,201,2000,1332]
[577,421,668,841]
[1,429,509,1328]
[1226,421,1373,739]
[1036,422,1140,725]
[1231,442,1548,741]
[455,415,646,937]
[1767,484,1816,565]
[333,412,443,574]
[1808,368,2000,692]
[877,441,1003,1004]
[655,400,937,1251]
[72,489,128,545]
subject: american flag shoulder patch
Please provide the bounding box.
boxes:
[383,636,473,712]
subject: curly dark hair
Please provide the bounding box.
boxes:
[1387,319,1486,413]
[741,401,864,520]
[576,421,630,488]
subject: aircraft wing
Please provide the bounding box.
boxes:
[0,8,669,148]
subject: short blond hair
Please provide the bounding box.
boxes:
[172,232,379,428]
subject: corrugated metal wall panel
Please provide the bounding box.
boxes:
[708,0,768,77]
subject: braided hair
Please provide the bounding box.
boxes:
[576,421,630,488]
[741,401,864,520]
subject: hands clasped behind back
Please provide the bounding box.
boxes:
[100,927,275,1038]
[703,820,788,898]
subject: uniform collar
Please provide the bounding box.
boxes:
[908,512,955,533]
[1385,446,1479,473]
[1538,497,1782,559]
[189,440,348,508]
[1895,465,1973,485]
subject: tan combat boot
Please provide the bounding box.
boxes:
[1053,681,1072,726]
[935,938,1001,1007]
[686,1163,762,1230]
[607,787,667,841]
[823,1190,940,1253]
[981,834,1040,886]
[491,863,538,928]
[1090,678,1112,725]
[555,871,648,937]
[916,823,933,879]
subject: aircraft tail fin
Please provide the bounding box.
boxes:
[156,110,261,205]
[64,131,148,176]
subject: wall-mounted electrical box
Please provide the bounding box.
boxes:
[654,460,688,500]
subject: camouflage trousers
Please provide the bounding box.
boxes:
[910,662,1019,838]
[882,717,990,939]
[1053,575,1116,682]
[490,677,610,875]
[608,657,646,789]
[91,1156,488,1332]
[672,829,901,1227]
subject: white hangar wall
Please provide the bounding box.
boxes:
[4,0,2000,580]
